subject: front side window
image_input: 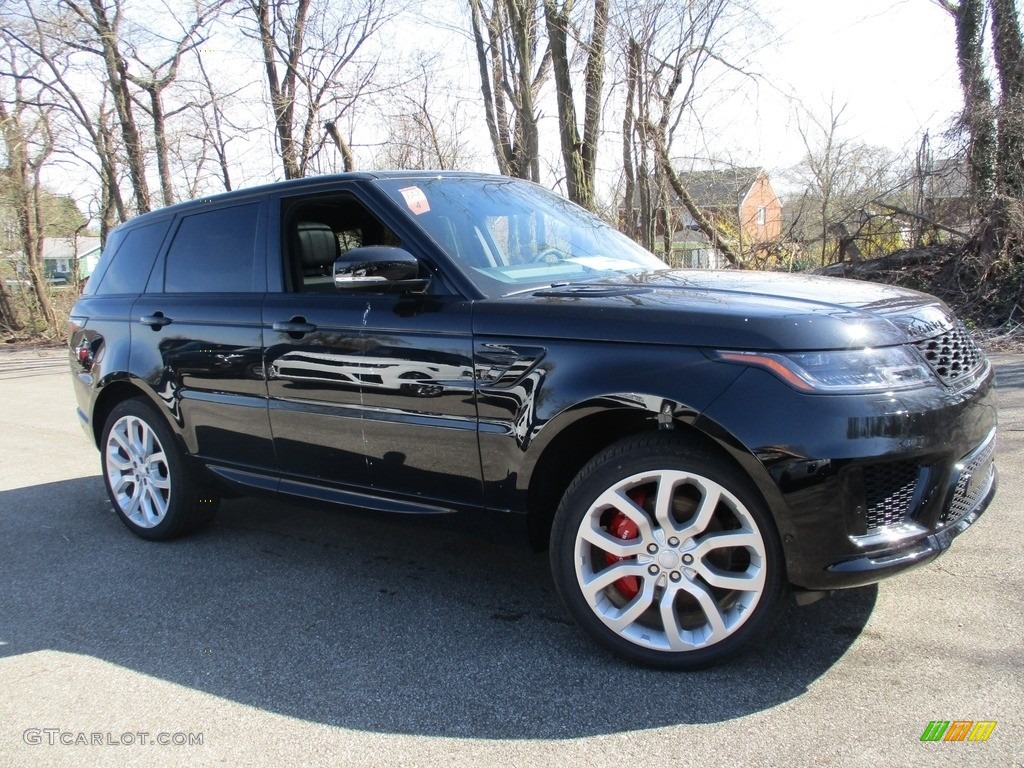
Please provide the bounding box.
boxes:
[281,195,400,293]
[164,203,260,293]
[374,177,666,296]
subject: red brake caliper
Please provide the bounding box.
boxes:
[603,489,646,600]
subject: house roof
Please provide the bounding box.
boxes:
[41,237,101,260]
[674,167,763,209]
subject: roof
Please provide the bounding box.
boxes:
[42,237,101,261]
[105,170,538,233]
[673,167,763,209]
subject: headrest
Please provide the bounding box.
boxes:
[295,222,339,270]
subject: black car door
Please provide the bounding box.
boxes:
[261,185,482,512]
[129,198,273,473]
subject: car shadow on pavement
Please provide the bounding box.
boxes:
[0,477,876,740]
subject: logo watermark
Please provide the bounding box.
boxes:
[23,728,204,747]
[920,720,996,742]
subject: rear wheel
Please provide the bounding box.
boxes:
[100,398,218,540]
[550,433,785,669]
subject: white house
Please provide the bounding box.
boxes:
[42,237,102,279]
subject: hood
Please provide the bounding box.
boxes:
[475,270,958,350]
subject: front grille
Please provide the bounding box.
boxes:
[864,461,919,532]
[913,325,985,388]
[943,437,996,524]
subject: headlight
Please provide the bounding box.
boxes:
[716,347,934,393]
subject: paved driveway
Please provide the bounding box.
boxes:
[0,346,1020,767]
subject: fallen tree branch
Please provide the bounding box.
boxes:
[872,201,972,239]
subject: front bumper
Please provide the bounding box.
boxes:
[698,362,998,591]
[824,453,996,587]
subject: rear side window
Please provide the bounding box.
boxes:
[164,203,260,293]
[91,221,168,296]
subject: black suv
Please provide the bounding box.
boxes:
[68,172,997,668]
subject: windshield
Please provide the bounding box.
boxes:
[374,176,667,296]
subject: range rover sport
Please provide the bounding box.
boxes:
[68,172,998,668]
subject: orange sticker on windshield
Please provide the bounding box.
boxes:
[399,186,430,215]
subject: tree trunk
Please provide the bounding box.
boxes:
[254,0,308,179]
[621,39,638,239]
[325,121,356,171]
[0,98,58,333]
[943,0,998,206]
[469,0,547,182]
[469,0,513,177]
[98,107,125,242]
[26,144,58,333]
[648,125,741,267]
[148,87,175,206]
[990,0,1024,198]
[543,0,607,210]
[75,0,152,213]
[543,1,581,196]
[509,0,542,181]
[0,282,18,333]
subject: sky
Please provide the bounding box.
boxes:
[737,0,963,169]
[416,0,970,195]
[34,0,972,207]
[181,0,973,178]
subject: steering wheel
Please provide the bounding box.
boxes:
[532,247,567,264]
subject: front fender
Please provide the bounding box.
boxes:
[475,337,746,511]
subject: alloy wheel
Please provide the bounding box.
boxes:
[104,414,172,528]
[573,468,768,652]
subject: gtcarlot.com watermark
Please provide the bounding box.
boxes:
[23,728,203,747]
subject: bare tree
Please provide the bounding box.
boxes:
[788,102,913,266]
[193,50,241,192]
[618,0,756,265]
[242,0,392,179]
[990,0,1024,198]
[937,0,997,207]
[374,58,478,171]
[8,2,126,237]
[469,0,550,181]
[0,36,58,333]
[795,98,854,266]
[122,2,222,206]
[543,0,607,210]
[61,0,154,213]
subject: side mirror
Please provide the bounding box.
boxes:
[333,246,429,293]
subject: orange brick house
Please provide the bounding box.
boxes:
[674,167,783,248]
[622,167,783,268]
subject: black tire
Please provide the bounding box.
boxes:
[549,432,785,669]
[100,398,219,540]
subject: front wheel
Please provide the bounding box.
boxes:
[100,398,218,540]
[549,433,785,669]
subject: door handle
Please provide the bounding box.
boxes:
[272,319,317,336]
[139,312,172,329]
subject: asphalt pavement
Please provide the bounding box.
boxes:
[0,345,1020,767]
